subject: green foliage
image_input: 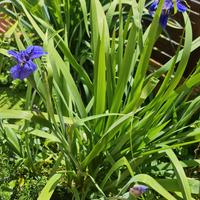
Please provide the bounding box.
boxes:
[0,0,200,199]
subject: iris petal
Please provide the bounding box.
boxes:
[27,60,37,71]
[149,1,158,15]
[137,185,148,192]
[8,50,19,59]
[26,46,47,59]
[177,2,187,12]
[160,13,169,28]
[19,60,37,80]
[10,65,21,79]
[164,0,173,10]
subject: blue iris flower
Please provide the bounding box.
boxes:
[149,0,187,29]
[8,46,47,80]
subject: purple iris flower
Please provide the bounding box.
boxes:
[149,0,187,29]
[8,46,47,80]
[129,185,148,197]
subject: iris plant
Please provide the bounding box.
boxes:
[8,46,47,80]
[149,0,187,28]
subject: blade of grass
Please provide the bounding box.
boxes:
[79,0,89,36]
[101,157,134,188]
[164,148,192,200]
[38,173,62,200]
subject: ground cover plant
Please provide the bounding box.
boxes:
[0,0,200,199]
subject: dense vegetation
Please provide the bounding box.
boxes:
[0,0,200,199]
